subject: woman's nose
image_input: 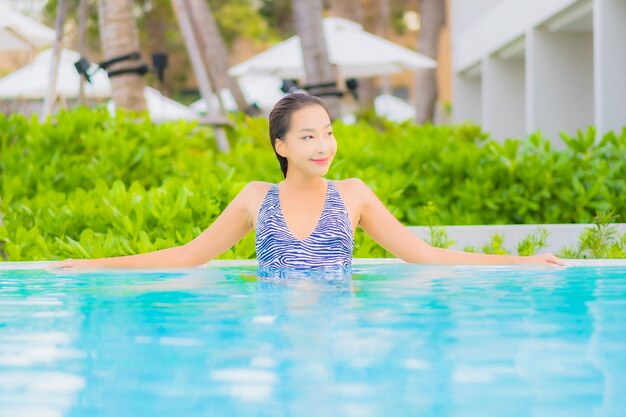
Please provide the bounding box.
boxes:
[316,137,329,153]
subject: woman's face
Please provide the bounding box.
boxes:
[275,105,337,178]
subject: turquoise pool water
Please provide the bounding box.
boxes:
[1,264,625,417]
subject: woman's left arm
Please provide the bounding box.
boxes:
[353,179,565,266]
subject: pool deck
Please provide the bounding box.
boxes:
[2,258,626,270]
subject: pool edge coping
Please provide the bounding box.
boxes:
[2,258,626,270]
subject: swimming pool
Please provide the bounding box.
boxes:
[1,261,625,417]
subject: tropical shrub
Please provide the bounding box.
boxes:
[558,212,626,259]
[1,108,625,261]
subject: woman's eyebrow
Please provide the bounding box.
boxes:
[299,124,332,132]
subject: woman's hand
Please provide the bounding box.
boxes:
[47,258,100,270]
[517,253,567,266]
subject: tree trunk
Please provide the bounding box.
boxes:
[97,0,146,112]
[328,0,363,23]
[182,0,226,115]
[376,0,391,95]
[186,0,248,112]
[171,0,230,153]
[42,0,66,118]
[77,0,88,105]
[292,0,341,119]
[414,0,445,124]
[328,0,377,109]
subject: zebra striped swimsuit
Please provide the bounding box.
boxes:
[255,180,354,270]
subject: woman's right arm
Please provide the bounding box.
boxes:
[50,182,259,269]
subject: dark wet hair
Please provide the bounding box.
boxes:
[269,93,330,178]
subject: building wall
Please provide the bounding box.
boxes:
[451,0,626,142]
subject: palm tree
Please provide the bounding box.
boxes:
[186,0,248,112]
[414,0,446,123]
[329,0,363,23]
[375,0,391,95]
[328,0,375,108]
[171,0,230,152]
[291,0,341,119]
[77,0,88,104]
[42,0,66,118]
[97,0,146,111]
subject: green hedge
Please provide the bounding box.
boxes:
[1,107,625,261]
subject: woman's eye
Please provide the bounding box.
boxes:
[327,131,334,136]
[302,135,314,140]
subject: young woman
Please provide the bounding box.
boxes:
[52,93,565,270]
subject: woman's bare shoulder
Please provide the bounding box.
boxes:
[237,181,273,205]
[246,180,274,191]
[235,181,274,227]
[334,178,369,193]
[239,181,274,200]
[333,178,372,204]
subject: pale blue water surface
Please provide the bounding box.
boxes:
[0,264,625,417]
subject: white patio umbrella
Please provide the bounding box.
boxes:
[108,87,199,122]
[374,94,416,122]
[0,6,56,52]
[228,17,437,80]
[0,48,111,99]
[0,48,198,122]
[191,74,284,115]
[190,89,237,115]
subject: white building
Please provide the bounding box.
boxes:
[451,0,626,143]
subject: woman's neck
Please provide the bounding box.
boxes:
[282,172,326,191]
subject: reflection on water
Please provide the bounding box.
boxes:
[0,265,625,417]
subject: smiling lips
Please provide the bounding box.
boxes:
[311,157,330,165]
